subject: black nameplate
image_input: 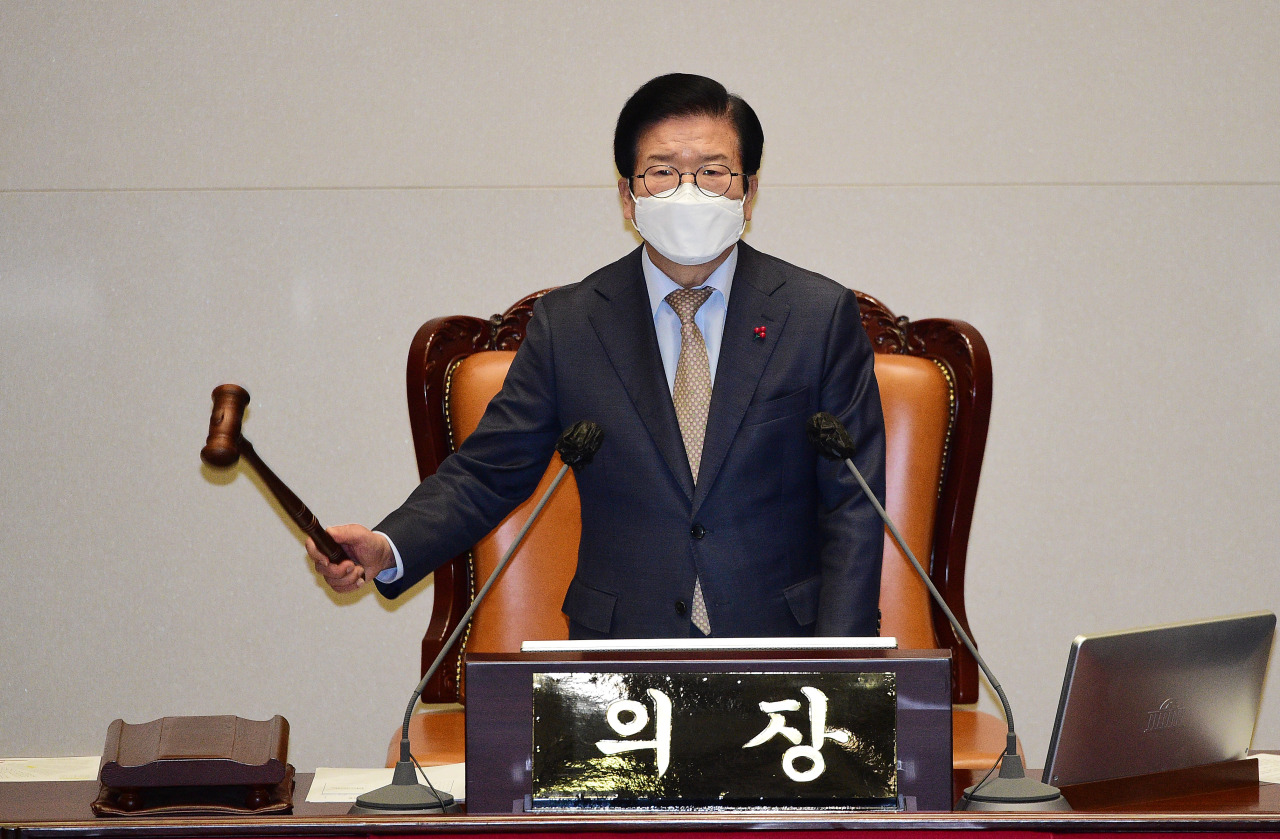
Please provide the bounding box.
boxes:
[531,671,896,809]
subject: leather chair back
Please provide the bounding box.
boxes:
[416,292,987,702]
[446,351,577,660]
[405,289,990,708]
[874,353,951,650]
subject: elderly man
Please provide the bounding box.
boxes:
[309,73,886,638]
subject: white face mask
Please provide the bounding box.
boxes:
[631,182,746,266]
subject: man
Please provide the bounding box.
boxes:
[309,73,886,638]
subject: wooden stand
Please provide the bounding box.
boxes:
[92,715,293,817]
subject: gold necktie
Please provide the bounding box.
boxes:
[666,287,714,635]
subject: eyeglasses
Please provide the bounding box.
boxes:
[631,164,746,198]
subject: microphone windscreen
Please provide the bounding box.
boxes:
[806,412,856,461]
[556,421,604,466]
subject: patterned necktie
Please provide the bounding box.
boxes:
[666,287,714,635]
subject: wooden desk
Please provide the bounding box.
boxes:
[4,771,1280,838]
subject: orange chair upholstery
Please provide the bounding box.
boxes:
[389,289,1008,771]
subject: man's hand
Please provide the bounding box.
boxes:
[306,524,394,594]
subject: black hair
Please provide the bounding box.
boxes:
[613,73,765,177]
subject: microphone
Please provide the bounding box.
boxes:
[806,412,1068,811]
[351,421,604,814]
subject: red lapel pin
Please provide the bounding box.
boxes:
[754,325,767,340]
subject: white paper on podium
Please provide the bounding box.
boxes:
[0,756,101,782]
[521,636,897,653]
[307,764,465,803]
[1257,753,1280,785]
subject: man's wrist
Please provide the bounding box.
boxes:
[371,530,405,583]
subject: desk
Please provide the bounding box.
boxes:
[4,772,1280,838]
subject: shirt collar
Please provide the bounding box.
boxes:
[641,245,738,317]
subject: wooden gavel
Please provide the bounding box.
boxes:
[201,384,351,567]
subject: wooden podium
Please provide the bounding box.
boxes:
[463,647,953,814]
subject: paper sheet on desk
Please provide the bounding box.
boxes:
[0,756,100,782]
[308,764,465,803]
[1256,754,1280,785]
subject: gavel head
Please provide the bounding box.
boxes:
[201,384,251,467]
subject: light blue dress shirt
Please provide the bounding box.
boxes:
[642,245,737,392]
[375,245,741,584]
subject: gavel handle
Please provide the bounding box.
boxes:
[237,437,350,566]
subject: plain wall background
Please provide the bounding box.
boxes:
[2,0,1278,772]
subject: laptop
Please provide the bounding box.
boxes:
[1041,610,1275,787]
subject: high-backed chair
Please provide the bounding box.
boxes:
[389,288,1007,771]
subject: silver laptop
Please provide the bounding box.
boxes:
[1041,610,1275,787]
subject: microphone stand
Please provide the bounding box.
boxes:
[351,421,603,814]
[806,413,1068,811]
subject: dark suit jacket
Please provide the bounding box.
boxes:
[376,242,886,638]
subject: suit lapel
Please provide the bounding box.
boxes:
[694,243,791,511]
[588,249,696,500]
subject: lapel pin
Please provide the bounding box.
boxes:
[754,325,767,340]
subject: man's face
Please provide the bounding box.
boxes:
[618,114,758,223]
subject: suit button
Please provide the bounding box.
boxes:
[674,600,687,616]
[691,524,706,539]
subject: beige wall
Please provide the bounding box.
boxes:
[2,1,1278,772]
